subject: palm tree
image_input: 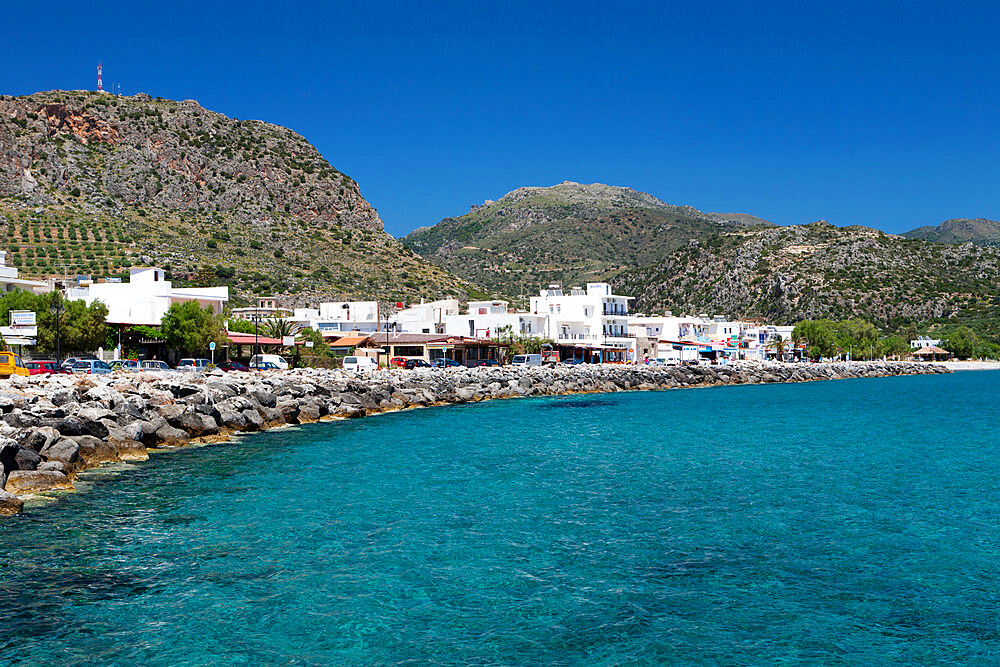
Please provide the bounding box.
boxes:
[262,318,298,345]
[768,334,787,361]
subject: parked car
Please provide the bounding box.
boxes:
[343,356,378,372]
[60,356,86,371]
[562,358,585,365]
[25,360,64,375]
[389,357,407,368]
[218,360,250,372]
[431,358,462,368]
[140,360,172,371]
[248,354,289,370]
[109,359,141,372]
[71,359,113,375]
[511,354,543,367]
[0,353,30,378]
[249,361,280,371]
[177,358,211,371]
[404,359,432,369]
[473,359,501,367]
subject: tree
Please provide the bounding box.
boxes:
[262,318,297,340]
[768,334,788,361]
[944,326,979,359]
[226,318,256,334]
[877,335,909,360]
[161,301,226,355]
[793,319,837,359]
[0,289,107,354]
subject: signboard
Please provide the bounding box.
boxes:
[209,342,216,351]
[305,341,314,348]
[6,311,37,339]
[10,311,35,327]
[282,336,295,347]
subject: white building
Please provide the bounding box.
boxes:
[444,300,548,339]
[65,267,228,326]
[393,299,460,334]
[910,336,942,350]
[0,251,47,294]
[530,283,632,361]
[289,301,380,335]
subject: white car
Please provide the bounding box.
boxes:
[177,358,211,371]
[248,354,289,370]
[511,354,543,367]
[342,356,378,372]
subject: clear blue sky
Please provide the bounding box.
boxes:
[4,1,999,236]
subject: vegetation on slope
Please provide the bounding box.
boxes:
[0,90,481,305]
[403,181,767,302]
[616,222,1000,342]
[902,218,1000,246]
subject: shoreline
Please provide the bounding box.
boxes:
[0,361,949,515]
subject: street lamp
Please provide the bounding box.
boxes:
[49,290,64,367]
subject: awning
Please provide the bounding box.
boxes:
[226,332,284,345]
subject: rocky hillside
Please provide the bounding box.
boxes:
[0,90,478,305]
[902,218,1000,246]
[616,221,1000,335]
[402,181,768,300]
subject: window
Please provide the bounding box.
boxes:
[392,346,424,357]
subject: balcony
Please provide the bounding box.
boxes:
[602,308,628,316]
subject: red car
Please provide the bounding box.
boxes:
[25,360,65,375]
[389,357,407,368]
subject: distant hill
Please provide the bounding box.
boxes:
[615,221,1000,337]
[707,212,775,226]
[0,90,477,305]
[402,181,770,299]
[902,218,1000,246]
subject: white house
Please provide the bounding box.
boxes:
[444,300,548,339]
[0,251,48,294]
[65,267,228,326]
[393,299,460,334]
[289,301,381,335]
[529,283,633,361]
[910,336,942,350]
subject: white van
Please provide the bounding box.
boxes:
[343,356,378,372]
[248,354,289,370]
[511,354,543,367]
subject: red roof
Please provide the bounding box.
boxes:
[226,332,284,345]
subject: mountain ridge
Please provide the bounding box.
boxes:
[0,90,479,305]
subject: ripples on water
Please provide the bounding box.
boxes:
[2,372,1000,664]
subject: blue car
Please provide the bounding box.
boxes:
[71,359,113,375]
[431,358,462,368]
[562,358,585,365]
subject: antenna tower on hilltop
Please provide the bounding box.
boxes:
[97,62,103,92]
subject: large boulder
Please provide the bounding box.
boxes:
[174,411,219,437]
[71,435,119,466]
[249,387,277,408]
[4,470,73,494]
[0,488,23,515]
[153,423,190,446]
[20,426,61,453]
[217,409,247,431]
[240,409,264,431]
[39,438,80,469]
[84,385,124,407]
[14,446,41,471]
[53,416,109,440]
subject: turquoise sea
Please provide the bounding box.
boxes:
[2,371,1000,665]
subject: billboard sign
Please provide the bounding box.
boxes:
[10,311,35,327]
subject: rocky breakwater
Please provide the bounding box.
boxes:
[0,361,947,515]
